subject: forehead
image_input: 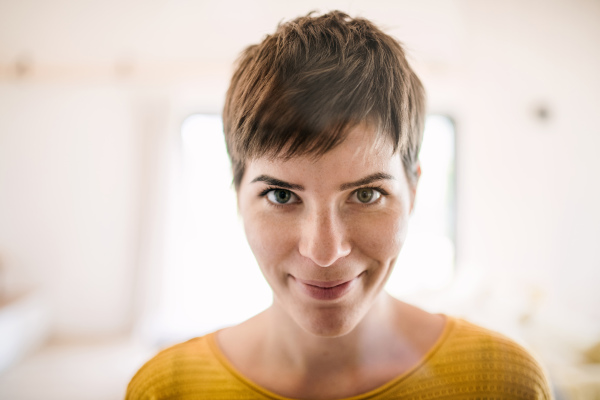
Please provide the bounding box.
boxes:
[243,124,401,186]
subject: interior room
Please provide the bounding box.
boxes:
[1,0,599,398]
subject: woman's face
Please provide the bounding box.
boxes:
[237,124,416,337]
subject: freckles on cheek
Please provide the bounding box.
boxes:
[358,215,407,259]
[244,214,293,264]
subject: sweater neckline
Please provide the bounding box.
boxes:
[206,315,456,400]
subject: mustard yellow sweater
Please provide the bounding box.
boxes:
[126,318,552,399]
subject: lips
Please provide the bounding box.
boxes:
[293,276,359,300]
[297,279,350,288]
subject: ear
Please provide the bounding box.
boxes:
[409,162,421,214]
[235,182,242,215]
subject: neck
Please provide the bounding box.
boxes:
[217,292,445,399]
[262,292,407,374]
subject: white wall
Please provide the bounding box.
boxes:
[0,84,141,338]
[0,0,599,341]
[455,0,600,336]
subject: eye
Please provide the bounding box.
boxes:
[266,189,298,205]
[351,188,382,204]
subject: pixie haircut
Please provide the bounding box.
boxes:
[223,10,426,189]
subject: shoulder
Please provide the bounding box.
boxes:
[427,317,553,399]
[446,318,544,367]
[125,333,231,400]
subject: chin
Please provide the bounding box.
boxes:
[295,306,364,338]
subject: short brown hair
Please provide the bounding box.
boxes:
[223,10,425,188]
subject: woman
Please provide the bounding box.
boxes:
[127,11,551,399]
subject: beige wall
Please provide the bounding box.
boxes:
[0,85,141,337]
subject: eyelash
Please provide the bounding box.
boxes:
[258,185,389,208]
[352,185,389,206]
[258,187,299,209]
[258,186,283,198]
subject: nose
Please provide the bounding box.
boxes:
[298,207,351,267]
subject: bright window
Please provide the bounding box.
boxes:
[385,115,456,296]
[156,114,455,341]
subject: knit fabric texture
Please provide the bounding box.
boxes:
[126,317,552,399]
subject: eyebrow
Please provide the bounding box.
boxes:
[251,175,305,191]
[339,172,395,191]
[250,172,395,192]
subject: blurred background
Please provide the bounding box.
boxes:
[1,0,599,399]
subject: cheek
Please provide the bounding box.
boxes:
[350,210,409,262]
[243,211,297,274]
